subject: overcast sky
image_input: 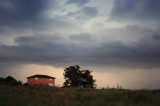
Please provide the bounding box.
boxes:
[0,0,160,89]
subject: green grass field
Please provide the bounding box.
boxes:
[0,85,160,106]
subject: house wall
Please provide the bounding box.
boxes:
[27,78,55,86]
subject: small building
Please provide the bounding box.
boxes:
[27,74,56,86]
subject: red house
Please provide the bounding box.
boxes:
[27,74,56,86]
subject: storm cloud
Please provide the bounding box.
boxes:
[110,0,160,21]
[0,32,160,69]
[66,0,90,6]
[1,0,160,89]
[0,0,54,27]
[0,0,159,69]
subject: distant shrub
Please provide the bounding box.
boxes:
[0,78,6,85]
[23,83,30,87]
[0,76,22,86]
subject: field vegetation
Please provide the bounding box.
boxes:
[0,85,160,106]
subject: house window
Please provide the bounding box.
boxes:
[35,78,38,80]
[49,83,53,86]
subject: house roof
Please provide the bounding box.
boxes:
[27,74,55,79]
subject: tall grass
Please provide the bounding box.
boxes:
[0,85,160,106]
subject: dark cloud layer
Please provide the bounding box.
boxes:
[67,0,90,6]
[0,0,53,28]
[0,33,160,69]
[90,41,160,68]
[0,35,90,67]
[69,33,91,41]
[152,33,160,40]
[0,0,160,69]
[110,0,160,21]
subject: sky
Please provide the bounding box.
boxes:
[0,0,160,89]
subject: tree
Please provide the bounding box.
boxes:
[0,77,6,85]
[63,65,81,87]
[63,65,96,88]
[0,76,22,86]
[81,70,95,88]
[5,76,22,86]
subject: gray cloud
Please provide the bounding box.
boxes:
[0,0,78,43]
[65,6,98,21]
[0,1,159,68]
[110,0,160,21]
[83,6,98,17]
[152,33,160,40]
[69,33,91,41]
[0,0,54,28]
[0,32,160,69]
[89,40,160,68]
[66,0,90,6]
[0,35,91,67]
[0,0,54,39]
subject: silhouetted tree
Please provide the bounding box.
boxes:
[81,70,95,88]
[63,65,96,88]
[0,76,22,86]
[5,76,22,86]
[0,77,6,85]
[63,65,81,87]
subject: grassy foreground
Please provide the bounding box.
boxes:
[0,85,160,106]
